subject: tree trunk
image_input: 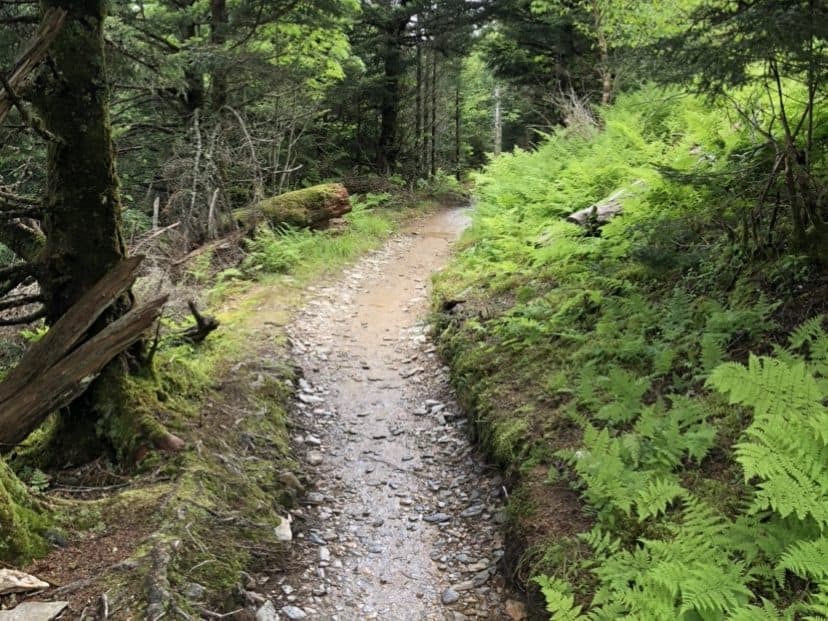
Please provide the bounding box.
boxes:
[454,67,461,180]
[210,0,228,111]
[415,40,423,178]
[376,17,407,173]
[430,47,437,178]
[30,0,138,461]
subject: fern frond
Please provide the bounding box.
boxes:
[727,600,789,620]
[776,537,828,584]
[802,581,828,621]
[789,315,826,350]
[678,562,753,616]
[635,477,686,521]
[534,576,587,621]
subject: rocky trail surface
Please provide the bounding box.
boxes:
[267,207,524,621]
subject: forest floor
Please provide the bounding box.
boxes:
[10,204,527,621]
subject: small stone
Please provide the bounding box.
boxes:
[441,588,460,605]
[319,547,331,562]
[452,580,475,591]
[306,451,324,466]
[424,512,451,523]
[255,601,279,621]
[305,492,325,505]
[274,515,292,542]
[281,605,307,620]
[298,393,323,404]
[460,505,484,518]
[307,531,326,545]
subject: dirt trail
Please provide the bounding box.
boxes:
[274,207,520,621]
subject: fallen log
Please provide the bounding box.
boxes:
[566,180,646,226]
[0,257,168,448]
[233,183,351,230]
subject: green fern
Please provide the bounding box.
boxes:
[535,576,587,621]
[776,537,828,584]
[708,354,828,527]
[635,477,686,521]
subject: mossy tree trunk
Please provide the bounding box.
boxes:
[29,0,135,462]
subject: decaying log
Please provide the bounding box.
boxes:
[0,7,66,125]
[233,183,352,230]
[566,180,646,226]
[180,299,219,343]
[0,256,168,448]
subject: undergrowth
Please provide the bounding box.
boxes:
[433,85,828,619]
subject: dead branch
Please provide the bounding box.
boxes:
[0,292,41,311]
[180,300,219,343]
[0,292,168,446]
[0,306,45,326]
[0,6,66,124]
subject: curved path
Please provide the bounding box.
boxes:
[272,207,520,621]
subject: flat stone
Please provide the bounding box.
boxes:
[424,512,451,523]
[0,602,68,621]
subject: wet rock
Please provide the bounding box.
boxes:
[441,588,460,605]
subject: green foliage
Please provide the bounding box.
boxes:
[434,84,828,619]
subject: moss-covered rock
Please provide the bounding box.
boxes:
[234,183,351,230]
